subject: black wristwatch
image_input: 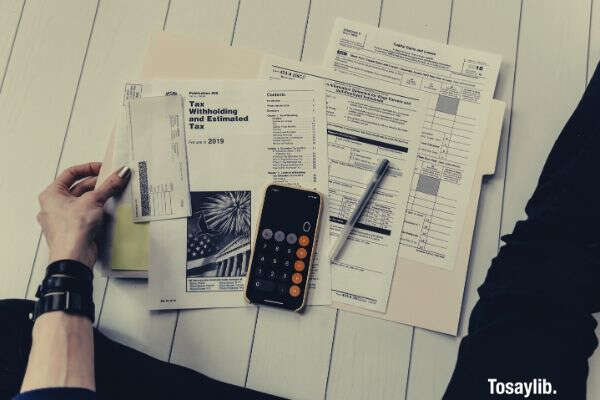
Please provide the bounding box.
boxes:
[32,259,95,322]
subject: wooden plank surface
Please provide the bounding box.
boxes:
[0,0,97,299]
[589,0,600,76]
[165,0,238,43]
[379,0,452,42]
[25,0,169,324]
[25,0,169,323]
[170,308,259,385]
[234,0,310,59]
[326,312,412,400]
[406,1,522,398]
[247,307,337,399]
[0,0,23,83]
[163,0,263,386]
[300,0,381,64]
[500,0,590,237]
[99,279,177,360]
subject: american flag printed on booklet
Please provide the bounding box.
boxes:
[186,191,251,289]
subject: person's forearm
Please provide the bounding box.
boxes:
[17,162,129,396]
[20,311,95,393]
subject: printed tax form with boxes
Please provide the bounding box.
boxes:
[96,18,505,335]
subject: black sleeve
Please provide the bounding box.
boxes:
[13,388,96,400]
[444,63,600,399]
[444,226,599,399]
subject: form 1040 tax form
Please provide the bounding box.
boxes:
[325,18,501,271]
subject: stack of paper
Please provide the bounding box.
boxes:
[97,19,505,335]
[144,79,331,308]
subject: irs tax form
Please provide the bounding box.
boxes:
[136,80,331,309]
[261,56,426,312]
[324,19,501,270]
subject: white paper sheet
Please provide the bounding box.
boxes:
[126,95,192,222]
[324,19,501,270]
[261,56,426,312]
[141,79,331,309]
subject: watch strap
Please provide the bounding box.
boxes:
[33,292,95,323]
[38,275,93,298]
[46,259,93,282]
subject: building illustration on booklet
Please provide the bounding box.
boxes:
[186,191,251,290]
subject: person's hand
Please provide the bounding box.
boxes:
[37,162,131,269]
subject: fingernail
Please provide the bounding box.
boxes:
[117,165,131,179]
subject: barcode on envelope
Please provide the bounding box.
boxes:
[138,161,150,216]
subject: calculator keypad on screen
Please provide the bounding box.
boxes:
[250,226,313,306]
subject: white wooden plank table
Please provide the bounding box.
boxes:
[23,0,173,345]
[501,0,590,237]
[0,0,23,82]
[0,0,97,298]
[3,1,600,399]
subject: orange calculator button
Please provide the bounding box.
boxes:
[294,260,305,272]
[292,273,303,284]
[298,235,310,247]
[296,248,307,259]
[289,285,301,297]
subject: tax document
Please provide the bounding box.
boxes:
[135,80,331,309]
[126,96,191,222]
[261,56,426,312]
[324,19,501,270]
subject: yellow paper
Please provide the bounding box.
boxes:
[110,204,149,270]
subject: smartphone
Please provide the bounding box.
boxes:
[244,184,322,311]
